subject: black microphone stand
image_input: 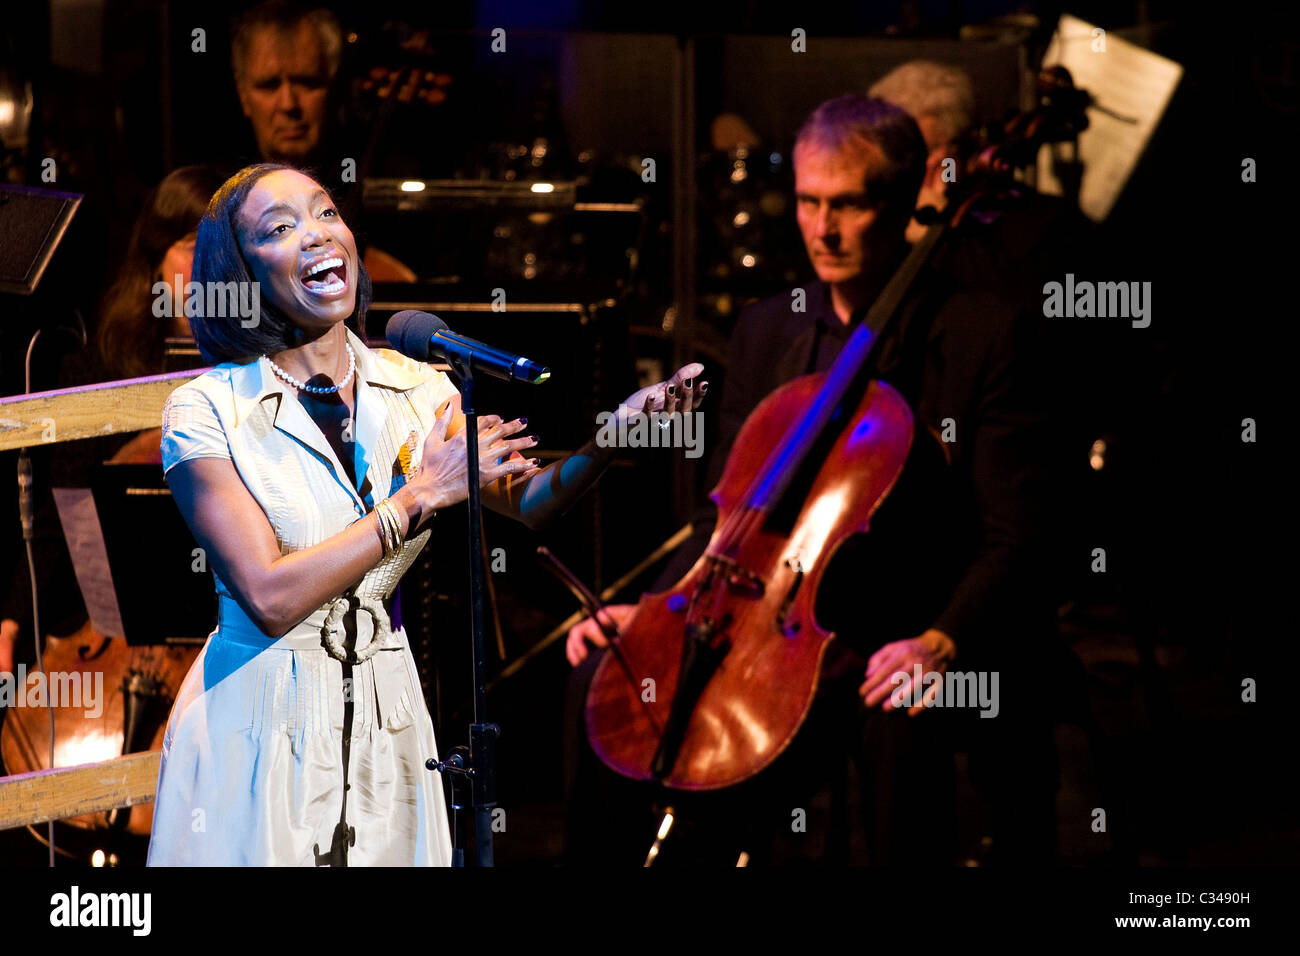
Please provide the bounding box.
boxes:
[426,355,500,867]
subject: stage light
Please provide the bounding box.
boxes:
[1090,438,1107,470]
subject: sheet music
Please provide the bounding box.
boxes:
[52,487,125,638]
[1037,13,1184,222]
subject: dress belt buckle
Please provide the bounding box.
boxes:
[320,594,394,664]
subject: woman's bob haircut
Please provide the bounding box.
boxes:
[188,163,372,365]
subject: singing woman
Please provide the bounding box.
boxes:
[146,163,704,865]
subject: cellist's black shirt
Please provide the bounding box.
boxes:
[653,276,1056,659]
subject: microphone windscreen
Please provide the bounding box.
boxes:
[386,310,449,360]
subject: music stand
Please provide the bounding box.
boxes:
[54,463,215,646]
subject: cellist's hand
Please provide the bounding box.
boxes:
[858,628,957,716]
[566,604,636,666]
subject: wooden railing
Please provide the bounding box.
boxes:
[0,752,161,830]
[1,372,201,828]
[0,368,206,452]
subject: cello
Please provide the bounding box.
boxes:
[583,223,949,790]
[583,74,1090,791]
[1,621,198,856]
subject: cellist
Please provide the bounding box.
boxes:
[565,94,1062,866]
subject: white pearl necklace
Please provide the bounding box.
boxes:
[265,342,356,395]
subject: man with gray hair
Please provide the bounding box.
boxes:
[869,60,976,242]
[231,1,342,166]
[565,93,1058,867]
[227,2,416,281]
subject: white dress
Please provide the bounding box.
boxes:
[147,327,456,866]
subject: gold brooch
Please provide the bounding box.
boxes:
[397,429,420,479]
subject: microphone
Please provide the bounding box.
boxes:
[385,310,550,385]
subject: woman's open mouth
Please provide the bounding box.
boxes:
[300,257,348,297]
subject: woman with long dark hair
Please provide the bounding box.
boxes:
[98,165,226,379]
[146,163,704,865]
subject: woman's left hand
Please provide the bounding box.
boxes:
[614,362,708,426]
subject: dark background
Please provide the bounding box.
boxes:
[0,0,1293,867]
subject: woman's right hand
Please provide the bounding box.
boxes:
[404,402,542,526]
[566,603,637,666]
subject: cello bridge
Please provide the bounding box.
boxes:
[706,554,765,598]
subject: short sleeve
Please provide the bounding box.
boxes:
[420,363,460,419]
[160,385,232,476]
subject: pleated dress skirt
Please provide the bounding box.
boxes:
[146,594,454,866]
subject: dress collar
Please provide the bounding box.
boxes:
[346,326,427,392]
[230,326,427,510]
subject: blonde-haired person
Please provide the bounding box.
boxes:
[868,60,976,242]
[870,59,1090,292]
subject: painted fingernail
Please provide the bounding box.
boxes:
[699,381,709,393]
[530,435,539,444]
[667,384,676,395]
[519,417,528,425]
[684,378,693,388]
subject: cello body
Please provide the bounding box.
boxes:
[1,621,198,861]
[586,372,929,790]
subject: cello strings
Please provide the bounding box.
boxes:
[712,219,947,560]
